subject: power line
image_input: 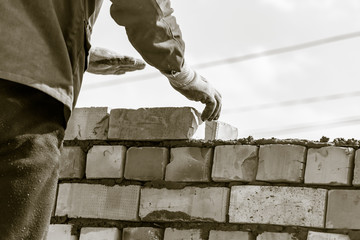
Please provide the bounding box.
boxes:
[193,31,360,69]
[83,31,360,91]
[242,115,360,136]
[222,90,360,114]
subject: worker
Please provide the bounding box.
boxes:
[0,0,222,239]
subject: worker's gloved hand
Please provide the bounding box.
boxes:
[162,63,222,121]
[87,47,146,75]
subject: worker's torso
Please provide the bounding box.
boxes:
[0,0,103,110]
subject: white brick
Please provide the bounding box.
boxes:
[326,190,360,229]
[305,147,354,185]
[64,107,109,140]
[45,224,73,240]
[165,147,212,182]
[212,145,258,182]
[124,147,168,181]
[205,121,238,141]
[164,228,202,240]
[79,227,121,240]
[229,186,327,227]
[307,231,350,240]
[56,183,140,221]
[59,147,85,179]
[209,230,251,240]
[86,145,126,179]
[108,107,203,140]
[122,227,163,240]
[256,144,306,182]
[352,149,360,186]
[257,232,297,240]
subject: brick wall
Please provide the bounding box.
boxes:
[49,107,360,240]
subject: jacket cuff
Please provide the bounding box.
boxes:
[161,62,195,88]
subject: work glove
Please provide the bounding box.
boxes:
[87,47,146,75]
[162,63,222,122]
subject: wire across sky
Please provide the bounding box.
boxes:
[83,30,360,90]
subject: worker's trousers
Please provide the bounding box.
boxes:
[0,79,66,240]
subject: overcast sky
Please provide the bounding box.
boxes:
[78,0,360,141]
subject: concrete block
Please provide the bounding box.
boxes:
[139,187,229,222]
[56,183,140,221]
[212,145,258,182]
[205,121,238,141]
[353,149,360,186]
[326,190,360,229]
[164,228,202,240]
[122,227,163,240]
[229,186,327,227]
[45,224,73,240]
[307,231,350,240]
[108,107,203,140]
[59,146,85,179]
[305,147,354,185]
[79,228,121,240]
[86,145,126,179]
[257,232,297,240]
[256,144,306,182]
[209,230,251,240]
[124,147,168,181]
[64,107,109,140]
[165,147,213,182]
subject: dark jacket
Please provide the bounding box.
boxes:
[0,0,185,118]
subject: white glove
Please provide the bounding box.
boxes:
[163,63,222,121]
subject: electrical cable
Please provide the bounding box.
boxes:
[83,31,360,91]
[222,90,360,114]
[242,115,360,136]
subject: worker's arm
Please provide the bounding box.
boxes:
[109,0,221,121]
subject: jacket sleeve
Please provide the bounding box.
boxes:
[109,0,185,73]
